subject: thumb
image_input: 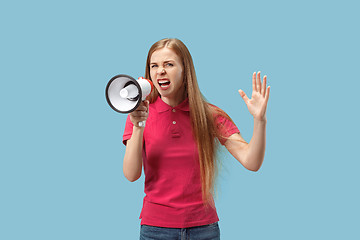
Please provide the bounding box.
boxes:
[145,100,150,112]
[238,89,249,103]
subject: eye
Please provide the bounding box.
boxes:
[166,63,174,67]
[150,64,158,69]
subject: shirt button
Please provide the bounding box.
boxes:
[172,109,176,112]
[173,121,176,124]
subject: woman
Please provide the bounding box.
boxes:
[122,38,270,240]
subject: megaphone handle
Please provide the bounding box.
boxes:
[138,121,146,128]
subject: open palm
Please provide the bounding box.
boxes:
[238,72,270,121]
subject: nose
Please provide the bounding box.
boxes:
[157,67,166,75]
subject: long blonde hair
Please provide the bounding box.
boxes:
[145,38,229,206]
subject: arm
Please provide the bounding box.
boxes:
[123,126,144,182]
[224,119,266,171]
[123,101,149,182]
[225,71,270,172]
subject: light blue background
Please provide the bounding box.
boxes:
[1,0,359,239]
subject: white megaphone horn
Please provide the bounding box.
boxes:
[105,74,154,127]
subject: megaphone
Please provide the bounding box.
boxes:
[105,74,153,127]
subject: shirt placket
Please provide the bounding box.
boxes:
[170,108,181,138]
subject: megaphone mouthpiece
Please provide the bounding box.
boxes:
[120,84,139,99]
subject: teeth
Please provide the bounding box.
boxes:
[158,80,170,84]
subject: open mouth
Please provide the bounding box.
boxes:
[158,79,171,89]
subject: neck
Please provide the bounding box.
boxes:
[161,94,186,107]
[159,84,187,107]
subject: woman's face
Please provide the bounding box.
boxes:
[150,47,185,107]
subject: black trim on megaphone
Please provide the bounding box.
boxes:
[105,74,143,114]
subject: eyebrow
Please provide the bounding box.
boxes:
[150,60,175,65]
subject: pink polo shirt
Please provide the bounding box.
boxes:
[123,96,240,228]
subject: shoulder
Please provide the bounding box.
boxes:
[206,103,240,143]
[207,103,233,124]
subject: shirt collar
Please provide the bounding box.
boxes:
[154,96,190,112]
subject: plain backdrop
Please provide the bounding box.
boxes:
[1,0,359,239]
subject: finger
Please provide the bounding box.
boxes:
[261,75,267,97]
[135,103,148,111]
[131,108,148,116]
[130,116,147,126]
[134,107,147,113]
[265,86,270,103]
[238,89,250,103]
[145,100,150,113]
[252,72,257,92]
[131,113,147,119]
[256,71,261,93]
[137,117,148,122]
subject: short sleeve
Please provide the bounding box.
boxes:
[122,115,134,145]
[215,114,240,145]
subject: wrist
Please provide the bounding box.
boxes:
[132,125,145,132]
[254,116,267,124]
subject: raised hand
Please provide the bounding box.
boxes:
[238,71,270,121]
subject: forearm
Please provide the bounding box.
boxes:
[123,126,144,182]
[244,118,267,171]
